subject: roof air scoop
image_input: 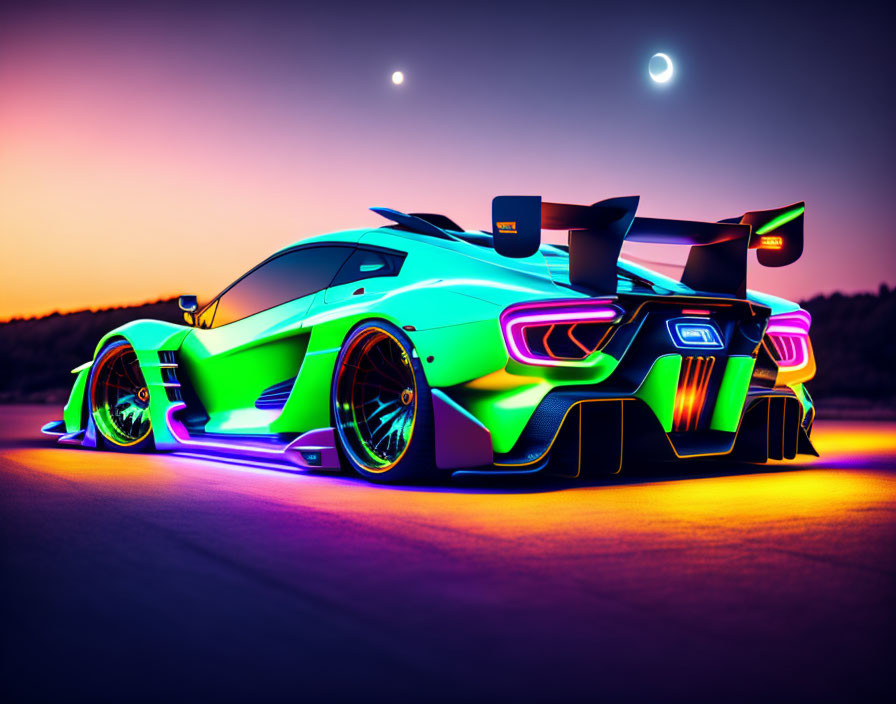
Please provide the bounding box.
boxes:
[370,207,457,240]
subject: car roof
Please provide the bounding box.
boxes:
[272,225,701,297]
[278,229,369,252]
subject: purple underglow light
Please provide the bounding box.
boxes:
[766,310,811,370]
[164,404,340,469]
[173,452,304,474]
[166,403,292,457]
[500,299,623,366]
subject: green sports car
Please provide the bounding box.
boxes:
[42,195,817,482]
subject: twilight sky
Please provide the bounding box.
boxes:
[1,1,893,319]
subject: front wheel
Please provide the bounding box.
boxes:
[332,322,435,483]
[88,340,154,451]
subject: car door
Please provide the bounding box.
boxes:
[178,245,353,434]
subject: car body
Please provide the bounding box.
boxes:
[42,195,817,482]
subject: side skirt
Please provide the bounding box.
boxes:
[163,403,341,470]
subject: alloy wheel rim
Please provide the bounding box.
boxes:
[335,328,417,472]
[91,345,152,446]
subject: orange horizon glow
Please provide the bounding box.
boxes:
[2,13,894,321]
[0,296,183,324]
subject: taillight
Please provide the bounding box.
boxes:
[765,310,811,370]
[500,300,623,366]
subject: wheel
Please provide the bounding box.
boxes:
[88,340,154,451]
[332,322,435,483]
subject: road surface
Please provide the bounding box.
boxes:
[1,405,894,702]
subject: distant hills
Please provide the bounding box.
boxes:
[799,285,896,417]
[0,300,182,404]
[1,288,894,417]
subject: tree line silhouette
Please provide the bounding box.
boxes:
[1,287,894,416]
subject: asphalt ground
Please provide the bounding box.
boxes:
[1,405,894,702]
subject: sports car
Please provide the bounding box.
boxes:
[42,195,817,482]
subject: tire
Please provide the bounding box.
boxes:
[332,321,436,484]
[88,340,154,451]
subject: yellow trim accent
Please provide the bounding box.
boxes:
[495,398,627,469]
[496,392,803,467]
[90,345,152,447]
[576,404,582,478]
[340,326,418,475]
[661,393,803,460]
[105,428,153,447]
[615,400,625,475]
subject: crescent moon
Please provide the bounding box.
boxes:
[649,53,673,83]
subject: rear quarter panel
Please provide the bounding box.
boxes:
[270,231,560,434]
[63,320,192,438]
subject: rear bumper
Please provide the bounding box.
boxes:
[490,387,816,475]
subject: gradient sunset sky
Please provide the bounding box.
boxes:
[1,1,892,319]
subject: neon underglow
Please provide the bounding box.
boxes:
[755,205,805,235]
[766,310,811,370]
[166,403,290,456]
[164,403,341,469]
[173,452,303,474]
[500,300,622,366]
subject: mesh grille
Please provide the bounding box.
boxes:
[673,356,715,432]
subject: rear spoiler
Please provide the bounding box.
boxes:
[492,196,804,298]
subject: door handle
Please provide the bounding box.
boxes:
[352,287,365,296]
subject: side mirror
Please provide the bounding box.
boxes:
[179,295,198,325]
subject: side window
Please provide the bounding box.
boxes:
[196,300,218,329]
[331,248,405,287]
[212,246,351,327]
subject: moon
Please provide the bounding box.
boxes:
[648,53,673,83]
[391,71,404,86]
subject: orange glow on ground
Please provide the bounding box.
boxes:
[5,410,894,544]
[3,407,894,701]
[806,421,896,457]
[1,18,893,319]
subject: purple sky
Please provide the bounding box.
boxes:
[1,1,892,318]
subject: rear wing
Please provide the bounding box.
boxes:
[492,196,804,298]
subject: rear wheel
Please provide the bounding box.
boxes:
[332,322,435,483]
[88,340,154,451]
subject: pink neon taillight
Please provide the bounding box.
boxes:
[765,310,811,370]
[500,299,623,366]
